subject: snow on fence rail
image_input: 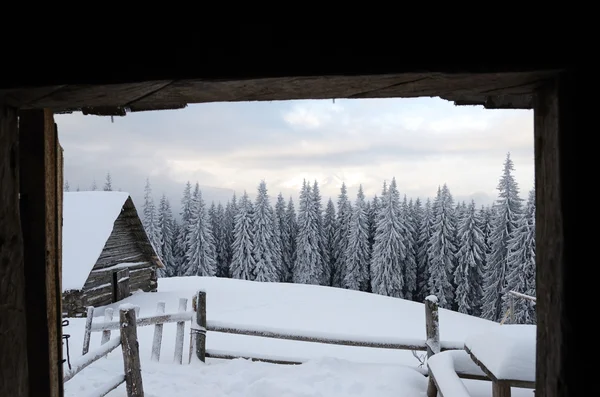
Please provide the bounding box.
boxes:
[500,290,537,325]
[83,298,195,365]
[184,291,463,367]
[65,306,143,397]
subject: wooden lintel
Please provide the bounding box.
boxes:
[18,109,63,397]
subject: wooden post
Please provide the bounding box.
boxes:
[134,305,140,318]
[82,306,95,355]
[151,301,166,362]
[19,108,63,397]
[174,298,188,364]
[509,294,515,324]
[492,380,511,397]
[425,295,440,397]
[101,308,114,346]
[0,104,29,397]
[196,291,207,362]
[120,306,144,397]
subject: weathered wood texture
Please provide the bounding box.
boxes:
[174,298,188,364]
[90,311,195,332]
[195,292,207,362]
[425,297,440,397]
[0,105,29,396]
[61,196,160,316]
[533,71,578,397]
[120,307,145,397]
[113,268,131,302]
[19,108,62,397]
[151,301,166,362]
[0,71,560,112]
[101,308,114,346]
[82,306,95,355]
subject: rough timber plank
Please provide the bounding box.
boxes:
[533,71,579,397]
[0,105,29,397]
[0,71,560,111]
[19,109,62,397]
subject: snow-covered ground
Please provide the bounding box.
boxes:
[63,277,535,397]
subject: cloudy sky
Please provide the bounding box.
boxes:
[55,97,534,216]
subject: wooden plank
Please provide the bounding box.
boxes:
[19,108,62,397]
[55,124,64,396]
[533,71,577,397]
[120,307,144,397]
[90,311,195,332]
[195,292,207,362]
[205,351,303,365]
[174,298,188,364]
[64,336,121,383]
[82,306,95,355]
[101,308,114,346]
[150,302,166,362]
[0,104,29,396]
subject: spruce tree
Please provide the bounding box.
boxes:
[275,193,289,281]
[222,194,239,276]
[322,198,338,286]
[453,200,486,315]
[282,197,297,282]
[402,195,418,300]
[175,182,194,276]
[64,180,70,192]
[427,184,457,309]
[230,192,256,280]
[157,194,176,277]
[415,198,433,302]
[170,220,182,276]
[142,178,162,256]
[312,181,327,285]
[332,183,352,287]
[252,181,280,282]
[481,153,523,321]
[370,178,405,298]
[91,179,97,191]
[210,203,228,277]
[103,172,113,191]
[293,180,323,285]
[185,189,217,277]
[502,188,536,324]
[343,185,371,291]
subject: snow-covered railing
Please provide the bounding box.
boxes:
[501,290,536,325]
[83,298,194,365]
[187,291,464,368]
[65,305,144,397]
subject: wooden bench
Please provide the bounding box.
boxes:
[427,349,488,397]
[464,325,536,397]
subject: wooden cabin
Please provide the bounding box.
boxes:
[61,191,162,317]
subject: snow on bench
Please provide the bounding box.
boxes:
[428,350,486,397]
[464,324,536,397]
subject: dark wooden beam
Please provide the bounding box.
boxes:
[0,105,29,396]
[19,109,63,397]
[533,71,579,397]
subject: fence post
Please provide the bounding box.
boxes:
[425,295,440,397]
[82,306,95,355]
[509,293,515,324]
[151,301,166,362]
[134,305,140,318]
[195,290,207,362]
[101,308,114,346]
[120,306,144,397]
[174,298,188,364]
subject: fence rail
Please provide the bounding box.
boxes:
[64,306,143,397]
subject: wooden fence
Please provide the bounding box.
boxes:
[64,306,143,397]
[500,290,536,325]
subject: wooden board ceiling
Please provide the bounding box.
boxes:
[0,70,560,115]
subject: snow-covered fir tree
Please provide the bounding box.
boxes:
[322,198,337,286]
[282,197,297,282]
[157,194,175,277]
[368,195,380,254]
[402,195,418,300]
[64,180,70,192]
[481,153,523,321]
[91,179,97,191]
[427,184,457,309]
[252,181,280,282]
[142,178,162,256]
[230,192,256,280]
[343,185,371,291]
[76,185,80,192]
[502,188,536,324]
[275,193,290,282]
[170,220,182,276]
[293,180,324,285]
[415,198,433,302]
[222,194,239,276]
[312,181,327,285]
[184,188,216,277]
[210,203,228,277]
[174,182,194,276]
[332,183,352,287]
[453,200,486,315]
[103,172,113,191]
[370,178,406,298]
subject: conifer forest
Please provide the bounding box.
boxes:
[65,152,536,324]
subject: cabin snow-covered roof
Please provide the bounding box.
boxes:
[62,191,131,292]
